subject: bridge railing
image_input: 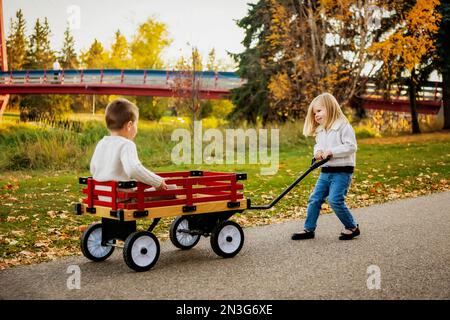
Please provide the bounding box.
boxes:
[364,81,442,102]
[0,69,245,91]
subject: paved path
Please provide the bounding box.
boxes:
[1,192,449,300]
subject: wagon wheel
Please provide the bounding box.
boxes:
[123,231,160,272]
[169,216,201,250]
[80,223,115,262]
[210,220,244,258]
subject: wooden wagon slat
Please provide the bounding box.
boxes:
[77,198,247,221]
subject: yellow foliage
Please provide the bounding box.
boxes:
[268,72,291,101]
[370,0,441,74]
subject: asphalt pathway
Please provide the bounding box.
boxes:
[1,191,449,300]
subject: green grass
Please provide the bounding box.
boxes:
[0,117,449,268]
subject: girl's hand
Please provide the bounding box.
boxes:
[322,150,333,159]
[315,150,324,160]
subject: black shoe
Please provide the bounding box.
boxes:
[339,225,360,240]
[291,230,315,240]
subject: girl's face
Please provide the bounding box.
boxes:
[313,104,327,125]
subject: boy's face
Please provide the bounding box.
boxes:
[313,104,327,125]
[123,120,138,140]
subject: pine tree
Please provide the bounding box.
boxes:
[436,0,450,129]
[25,18,54,69]
[206,48,217,71]
[229,0,272,124]
[60,24,78,69]
[21,18,70,117]
[5,10,28,109]
[6,10,28,70]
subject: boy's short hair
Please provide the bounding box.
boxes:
[105,98,139,131]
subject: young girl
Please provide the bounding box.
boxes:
[291,93,360,241]
[90,98,170,202]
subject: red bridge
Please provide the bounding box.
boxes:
[356,81,443,115]
[0,68,243,99]
[0,68,442,117]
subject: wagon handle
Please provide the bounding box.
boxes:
[247,156,331,210]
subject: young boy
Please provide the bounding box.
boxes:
[90,98,168,201]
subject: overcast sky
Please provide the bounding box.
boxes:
[3,0,258,69]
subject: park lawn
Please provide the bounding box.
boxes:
[0,131,449,269]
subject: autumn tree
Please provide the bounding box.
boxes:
[80,39,109,112]
[129,18,172,121]
[370,0,441,134]
[108,30,130,68]
[130,18,171,69]
[230,0,382,124]
[169,47,205,121]
[80,39,108,69]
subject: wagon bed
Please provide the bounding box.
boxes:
[76,170,247,221]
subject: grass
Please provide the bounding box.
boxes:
[0,116,449,269]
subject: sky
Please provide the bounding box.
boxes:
[3,0,258,69]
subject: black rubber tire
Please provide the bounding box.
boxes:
[80,223,115,262]
[210,220,244,258]
[169,216,201,250]
[123,231,160,272]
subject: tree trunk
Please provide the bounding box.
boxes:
[408,73,421,134]
[442,70,450,130]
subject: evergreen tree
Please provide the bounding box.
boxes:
[206,48,217,72]
[229,0,272,124]
[6,10,28,70]
[60,24,78,69]
[25,18,54,69]
[21,18,70,117]
[5,10,28,109]
[435,1,450,129]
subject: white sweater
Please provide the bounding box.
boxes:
[313,118,357,167]
[90,135,164,187]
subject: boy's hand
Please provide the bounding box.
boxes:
[156,180,168,191]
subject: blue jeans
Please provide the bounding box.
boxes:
[304,172,357,231]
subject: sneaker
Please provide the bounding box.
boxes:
[339,225,360,240]
[291,230,315,240]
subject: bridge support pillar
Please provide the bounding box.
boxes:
[0,0,9,118]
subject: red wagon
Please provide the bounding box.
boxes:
[75,170,247,271]
[74,158,329,271]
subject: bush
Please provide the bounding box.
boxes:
[0,121,106,171]
[354,125,380,139]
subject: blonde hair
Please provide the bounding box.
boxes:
[105,98,139,131]
[303,93,348,136]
